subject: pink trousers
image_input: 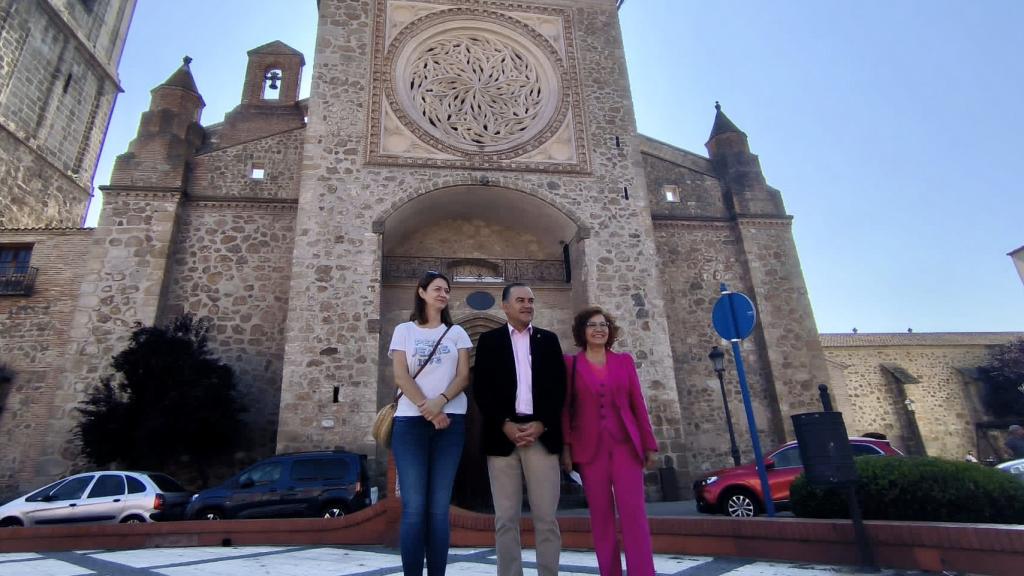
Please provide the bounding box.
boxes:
[578,437,655,576]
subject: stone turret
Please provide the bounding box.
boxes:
[705,102,785,217]
[109,57,205,188]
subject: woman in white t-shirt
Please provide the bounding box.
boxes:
[388,271,472,576]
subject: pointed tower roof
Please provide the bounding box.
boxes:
[159,56,203,102]
[708,101,744,139]
[247,40,306,65]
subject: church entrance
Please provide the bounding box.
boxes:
[376,184,583,511]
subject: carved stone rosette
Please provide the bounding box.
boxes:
[367,0,590,173]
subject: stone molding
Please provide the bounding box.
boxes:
[184,197,298,212]
[366,0,590,173]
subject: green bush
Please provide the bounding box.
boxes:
[791,456,1024,524]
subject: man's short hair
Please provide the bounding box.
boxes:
[1010,425,1022,433]
[501,283,529,302]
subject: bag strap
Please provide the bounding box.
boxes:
[396,324,453,401]
[570,353,578,416]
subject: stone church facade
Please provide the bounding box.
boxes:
[1,0,1010,501]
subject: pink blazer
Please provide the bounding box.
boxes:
[561,351,658,465]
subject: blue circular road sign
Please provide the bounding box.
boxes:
[712,291,757,341]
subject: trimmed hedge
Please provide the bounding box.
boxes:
[791,456,1024,524]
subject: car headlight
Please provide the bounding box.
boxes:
[701,476,719,486]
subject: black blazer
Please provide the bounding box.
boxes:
[473,324,567,456]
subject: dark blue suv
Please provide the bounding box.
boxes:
[186,451,370,520]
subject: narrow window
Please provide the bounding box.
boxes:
[250,164,266,179]
[663,184,681,203]
[262,69,282,101]
[62,73,73,94]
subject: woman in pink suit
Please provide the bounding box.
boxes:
[561,306,658,576]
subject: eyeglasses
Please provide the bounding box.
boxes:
[586,322,610,329]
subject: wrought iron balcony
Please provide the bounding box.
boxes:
[383,257,568,285]
[0,266,38,296]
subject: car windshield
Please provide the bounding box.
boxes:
[147,473,186,492]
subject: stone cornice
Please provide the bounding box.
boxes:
[184,196,298,211]
[735,214,794,226]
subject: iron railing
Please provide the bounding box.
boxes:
[0,266,38,296]
[383,256,567,285]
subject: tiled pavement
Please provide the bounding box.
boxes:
[0,545,938,576]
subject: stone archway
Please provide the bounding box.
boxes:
[376,184,583,509]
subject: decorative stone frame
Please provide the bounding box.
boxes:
[367,0,590,173]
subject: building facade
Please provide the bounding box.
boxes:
[7,0,1000,503]
[0,0,135,228]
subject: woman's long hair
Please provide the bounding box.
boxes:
[410,271,454,326]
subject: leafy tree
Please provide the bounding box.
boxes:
[75,314,245,486]
[979,338,1024,419]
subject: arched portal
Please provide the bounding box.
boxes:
[377,185,584,510]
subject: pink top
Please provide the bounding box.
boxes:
[508,323,533,415]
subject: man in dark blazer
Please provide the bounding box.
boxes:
[474,283,566,576]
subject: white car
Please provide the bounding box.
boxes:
[0,471,191,527]
[997,458,1024,483]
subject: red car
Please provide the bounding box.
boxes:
[693,437,903,517]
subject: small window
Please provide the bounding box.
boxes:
[663,184,680,203]
[26,479,69,502]
[262,69,282,100]
[250,165,266,179]
[126,476,147,494]
[87,474,126,498]
[0,246,32,273]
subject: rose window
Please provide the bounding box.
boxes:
[388,13,565,157]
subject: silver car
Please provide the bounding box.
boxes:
[0,471,191,527]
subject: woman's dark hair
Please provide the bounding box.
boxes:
[411,271,454,326]
[571,306,618,349]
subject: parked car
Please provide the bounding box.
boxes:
[186,450,370,520]
[996,458,1024,483]
[0,471,191,527]
[693,437,903,517]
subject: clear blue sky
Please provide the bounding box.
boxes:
[90,0,1024,334]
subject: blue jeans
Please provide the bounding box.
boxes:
[392,414,465,576]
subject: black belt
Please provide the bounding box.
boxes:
[508,414,536,424]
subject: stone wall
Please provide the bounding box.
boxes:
[0,228,91,498]
[36,189,183,480]
[653,220,780,482]
[189,129,305,200]
[387,220,558,260]
[640,137,729,220]
[821,333,1024,459]
[159,202,297,456]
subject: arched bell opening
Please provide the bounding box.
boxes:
[376,185,585,510]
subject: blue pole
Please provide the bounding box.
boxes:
[729,339,775,516]
[721,283,775,516]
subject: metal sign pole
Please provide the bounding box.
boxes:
[712,283,775,516]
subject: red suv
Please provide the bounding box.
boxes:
[693,437,902,517]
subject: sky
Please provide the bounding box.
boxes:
[88,0,1024,334]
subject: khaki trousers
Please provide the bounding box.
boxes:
[487,442,562,576]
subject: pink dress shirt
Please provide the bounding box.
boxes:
[508,323,533,415]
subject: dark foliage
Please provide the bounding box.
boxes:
[979,338,1024,419]
[791,456,1024,524]
[75,315,245,486]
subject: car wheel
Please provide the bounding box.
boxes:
[321,504,347,518]
[120,515,146,524]
[199,509,224,520]
[723,490,760,518]
[0,517,23,528]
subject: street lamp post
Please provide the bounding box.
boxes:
[709,346,742,466]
